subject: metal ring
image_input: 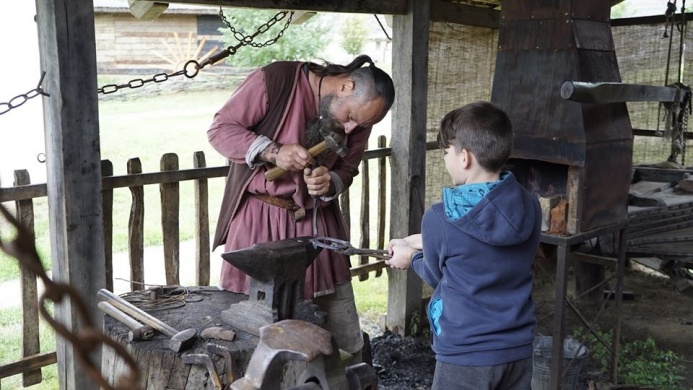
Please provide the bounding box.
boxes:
[311,237,350,252]
[37,153,46,163]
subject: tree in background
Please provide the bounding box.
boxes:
[611,1,635,19]
[219,8,330,68]
[340,15,367,56]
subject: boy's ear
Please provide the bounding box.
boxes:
[461,149,471,169]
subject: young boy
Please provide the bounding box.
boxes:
[386,101,541,389]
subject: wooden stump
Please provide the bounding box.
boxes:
[101,287,259,389]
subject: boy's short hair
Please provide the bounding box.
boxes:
[436,101,513,173]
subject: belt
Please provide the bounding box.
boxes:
[247,193,306,221]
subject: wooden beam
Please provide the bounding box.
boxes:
[128,0,169,20]
[387,0,429,337]
[430,0,500,28]
[164,0,407,15]
[35,1,106,389]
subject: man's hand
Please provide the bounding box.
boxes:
[304,166,332,196]
[260,142,315,171]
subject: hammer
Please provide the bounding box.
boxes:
[98,288,197,352]
[97,301,155,342]
[264,131,348,182]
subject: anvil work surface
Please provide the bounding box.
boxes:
[101,287,262,390]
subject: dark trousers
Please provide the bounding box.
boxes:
[431,357,532,390]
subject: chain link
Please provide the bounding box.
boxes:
[0,204,139,389]
[219,8,293,48]
[0,72,50,115]
[98,10,293,95]
[681,88,690,166]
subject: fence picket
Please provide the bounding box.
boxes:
[160,153,180,285]
[193,151,210,286]
[14,170,42,387]
[127,158,145,291]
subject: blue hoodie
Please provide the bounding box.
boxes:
[411,171,541,367]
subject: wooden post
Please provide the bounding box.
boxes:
[101,160,114,292]
[35,1,106,388]
[388,0,430,336]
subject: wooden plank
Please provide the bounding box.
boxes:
[350,260,387,277]
[376,136,387,278]
[13,170,42,387]
[128,158,145,291]
[629,181,673,198]
[634,166,693,183]
[387,0,429,337]
[160,0,406,15]
[0,352,57,379]
[102,160,114,292]
[35,1,105,388]
[359,159,370,281]
[430,0,499,28]
[160,153,180,285]
[193,152,210,286]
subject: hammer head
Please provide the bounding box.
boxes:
[318,121,349,158]
[169,328,197,352]
[324,132,348,157]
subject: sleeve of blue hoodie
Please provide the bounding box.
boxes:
[410,211,446,289]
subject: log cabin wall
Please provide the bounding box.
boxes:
[491,0,633,234]
[94,6,224,74]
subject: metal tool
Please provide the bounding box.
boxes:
[182,352,223,390]
[264,131,347,182]
[312,196,319,237]
[207,343,235,384]
[97,301,155,342]
[312,237,391,260]
[230,320,376,390]
[98,288,197,352]
[220,237,326,336]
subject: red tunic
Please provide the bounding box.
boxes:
[208,64,371,298]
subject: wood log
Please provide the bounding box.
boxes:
[101,287,309,389]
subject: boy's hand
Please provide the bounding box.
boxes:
[386,245,416,270]
[304,166,331,196]
[386,238,409,252]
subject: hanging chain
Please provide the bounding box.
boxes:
[681,88,690,166]
[98,10,293,95]
[0,72,50,115]
[218,8,293,48]
[0,204,140,390]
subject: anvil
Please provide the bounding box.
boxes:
[220,237,326,336]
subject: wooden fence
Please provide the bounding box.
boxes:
[0,135,392,387]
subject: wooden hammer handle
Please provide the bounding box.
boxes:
[98,288,177,337]
[264,141,329,182]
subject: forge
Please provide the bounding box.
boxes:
[491,0,633,236]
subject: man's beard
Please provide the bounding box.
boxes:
[304,95,345,163]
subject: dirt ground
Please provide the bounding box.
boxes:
[368,260,693,390]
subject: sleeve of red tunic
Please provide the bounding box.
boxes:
[207,68,269,165]
[331,125,372,191]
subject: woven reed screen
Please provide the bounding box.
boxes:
[422,19,693,208]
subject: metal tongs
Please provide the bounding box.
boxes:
[312,237,391,260]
